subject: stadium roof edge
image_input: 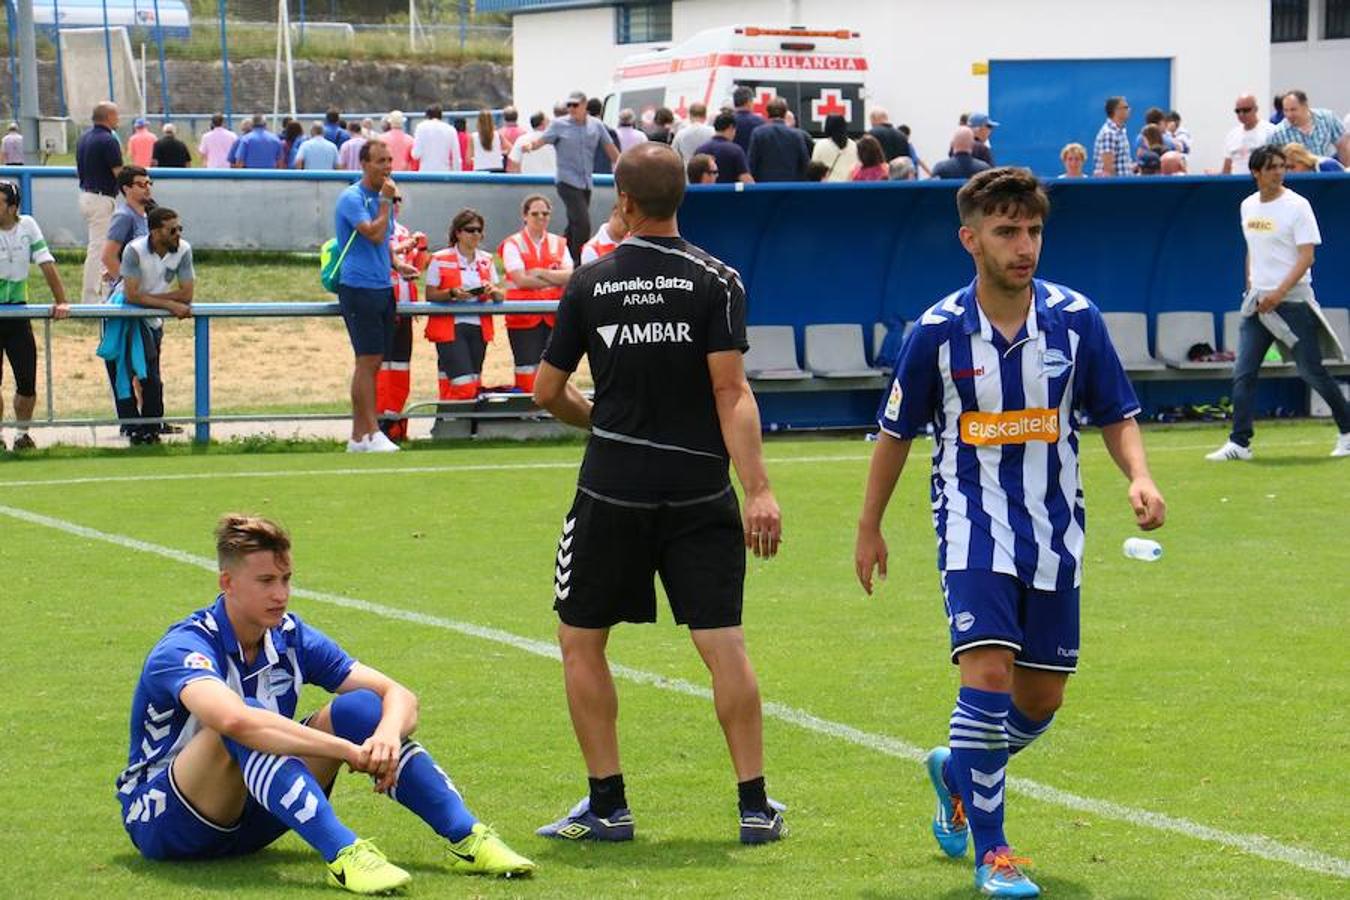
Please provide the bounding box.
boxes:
[475,0,616,13]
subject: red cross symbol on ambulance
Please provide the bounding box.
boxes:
[811,88,852,124]
[750,88,777,117]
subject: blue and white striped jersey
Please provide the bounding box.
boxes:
[878,279,1140,590]
[115,595,356,811]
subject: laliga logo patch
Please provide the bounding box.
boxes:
[183,651,214,671]
[1040,348,1072,379]
[884,381,903,420]
[954,612,976,633]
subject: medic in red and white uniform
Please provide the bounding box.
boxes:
[579,205,630,266]
[375,217,428,442]
[498,194,571,393]
[425,209,503,400]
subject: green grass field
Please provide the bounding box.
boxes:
[1,423,1347,898]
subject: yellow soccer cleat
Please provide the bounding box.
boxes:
[447,822,537,878]
[326,839,412,895]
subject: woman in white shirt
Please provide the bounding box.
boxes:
[811,115,858,183]
[472,110,505,172]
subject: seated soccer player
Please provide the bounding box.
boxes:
[116,514,535,893]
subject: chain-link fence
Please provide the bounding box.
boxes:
[2,1,511,122]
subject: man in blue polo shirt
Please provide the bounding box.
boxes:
[855,167,1165,897]
[695,113,754,184]
[75,101,124,302]
[116,514,535,894]
[230,114,284,169]
[334,138,417,453]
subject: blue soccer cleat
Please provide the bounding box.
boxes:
[974,847,1040,898]
[739,797,788,845]
[925,746,970,858]
[536,797,634,841]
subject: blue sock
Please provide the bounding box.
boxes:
[330,689,478,843]
[948,686,1010,862]
[224,736,356,863]
[1006,705,1054,756]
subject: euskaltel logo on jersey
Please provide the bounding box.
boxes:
[596,321,693,348]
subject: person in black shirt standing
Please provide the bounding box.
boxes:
[151,123,192,167]
[533,142,786,846]
[75,101,123,302]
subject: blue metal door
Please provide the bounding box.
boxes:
[988,58,1172,176]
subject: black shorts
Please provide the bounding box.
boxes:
[553,485,745,630]
[0,317,37,396]
[337,284,395,357]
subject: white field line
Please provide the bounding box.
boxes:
[0,438,1330,490]
[0,502,1344,881]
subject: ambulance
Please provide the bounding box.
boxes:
[603,25,869,137]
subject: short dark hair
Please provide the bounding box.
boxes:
[712,112,736,132]
[586,97,603,117]
[359,138,386,163]
[450,207,485,244]
[615,143,685,220]
[686,153,715,183]
[0,180,20,208]
[1105,96,1125,117]
[348,120,363,134]
[766,98,788,119]
[117,165,148,194]
[211,113,224,128]
[1283,89,1308,107]
[1164,110,1181,124]
[956,167,1050,226]
[216,514,290,571]
[732,86,754,108]
[689,102,707,119]
[1144,106,1165,126]
[1248,144,1285,173]
[426,104,442,120]
[147,206,178,232]
[898,124,911,136]
[529,111,546,129]
[251,113,266,128]
[805,160,829,182]
[326,107,341,123]
[654,107,674,126]
[503,106,518,123]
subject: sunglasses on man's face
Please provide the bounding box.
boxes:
[566,102,581,108]
[1235,107,1255,114]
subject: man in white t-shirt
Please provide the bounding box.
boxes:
[1222,93,1276,175]
[0,181,69,451]
[1207,145,1350,461]
[411,105,460,172]
[506,112,556,175]
[671,103,715,163]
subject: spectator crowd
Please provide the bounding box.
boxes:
[0,84,1346,451]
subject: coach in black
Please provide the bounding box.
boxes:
[532,142,786,846]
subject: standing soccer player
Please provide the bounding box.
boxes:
[532,143,786,845]
[854,168,1165,897]
[116,515,535,894]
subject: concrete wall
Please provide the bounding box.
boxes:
[511,0,1272,174]
[23,170,614,253]
[1271,0,1350,119]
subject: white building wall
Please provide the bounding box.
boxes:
[512,0,1271,173]
[1271,0,1350,120]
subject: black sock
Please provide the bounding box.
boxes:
[588,774,626,818]
[737,776,768,814]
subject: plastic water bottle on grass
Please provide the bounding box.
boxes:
[1122,538,1162,561]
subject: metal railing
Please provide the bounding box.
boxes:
[0,299,559,444]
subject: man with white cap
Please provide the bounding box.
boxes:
[1,122,23,165]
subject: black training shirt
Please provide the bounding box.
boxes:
[543,234,749,496]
